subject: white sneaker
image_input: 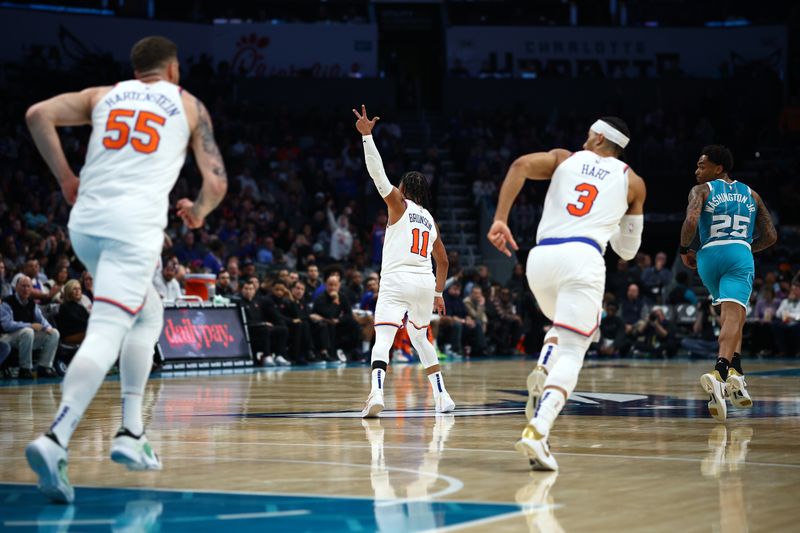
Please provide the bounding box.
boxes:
[701,371,728,422]
[110,429,162,471]
[435,391,456,413]
[262,354,276,367]
[336,349,348,363]
[726,369,752,409]
[25,434,74,503]
[525,365,548,422]
[362,390,385,418]
[515,422,558,471]
[275,355,292,367]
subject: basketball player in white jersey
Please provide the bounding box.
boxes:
[488,117,646,470]
[352,105,455,417]
[24,36,227,502]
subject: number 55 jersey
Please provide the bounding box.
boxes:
[535,150,630,252]
[69,79,190,247]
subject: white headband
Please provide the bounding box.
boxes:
[591,120,630,149]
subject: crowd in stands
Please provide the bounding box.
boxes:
[2,55,800,379]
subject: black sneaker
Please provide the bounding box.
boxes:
[18,368,35,379]
[37,367,59,378]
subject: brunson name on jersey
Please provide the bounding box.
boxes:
[408,212,433,231]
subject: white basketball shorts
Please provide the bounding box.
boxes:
[374,272,436,330]
[71,231,161,317]
[526,241,605,337]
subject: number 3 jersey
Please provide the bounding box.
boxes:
[69,79,190,246]
[535,150,630,253]
[698,179,756,249]
[381,199,438,278]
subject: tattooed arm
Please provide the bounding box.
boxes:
[751,190,777,253]
[679,184,708,269]
[177,94,228,229]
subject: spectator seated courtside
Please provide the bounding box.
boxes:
[0,275,60,378]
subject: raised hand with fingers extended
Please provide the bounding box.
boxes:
[353,105,380,135]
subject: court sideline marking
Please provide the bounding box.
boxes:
[135,439,800,470]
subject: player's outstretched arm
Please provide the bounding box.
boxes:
[26,87,107,205]
[751,190,777,253]
[178,95,228,229]
[487,149,570,256]
[431,227,448,316]
[679,184,708,269]
[609,170,646,260]
[353,105,406,223]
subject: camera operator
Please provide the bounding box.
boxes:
[634,306,677,357]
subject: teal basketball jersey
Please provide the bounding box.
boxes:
[698,179,757,248]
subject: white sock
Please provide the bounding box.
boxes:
[50,318,131,447]
[371,368,386,393]
[538,342,558,374]
[427,371,446,397]
[533,388,567,433]
[119,292,163,436]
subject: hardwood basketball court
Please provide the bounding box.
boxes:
[2,357,799,531]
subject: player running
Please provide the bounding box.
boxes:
[679,145,776,421]
[24,36,227,502]
[488,117,646,470]
[352,105,455,417]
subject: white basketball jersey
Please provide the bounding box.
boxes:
[381,200,437,277]
[536,150,630,253]
[68,79,190,247]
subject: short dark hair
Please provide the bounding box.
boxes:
[701,145,734,173]
[130,36,177,73]
[399,171,431,209]
[598,116,630,156]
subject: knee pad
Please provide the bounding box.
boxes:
[371,326,397,363]
[543,327,559,344]
[127,291,164,348]
[545,329,592,397]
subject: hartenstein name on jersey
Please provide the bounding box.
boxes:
[704,192,756,214]
[580,163,612,180]
[103,91,182,117]
[408,212,433,231]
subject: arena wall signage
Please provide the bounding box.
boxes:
[0,9,378,78]
[157,305,251,362]
[447,26,787,79]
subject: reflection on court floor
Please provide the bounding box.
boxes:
[1,358,799,532]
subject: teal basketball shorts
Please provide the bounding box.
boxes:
[696,243,754,309]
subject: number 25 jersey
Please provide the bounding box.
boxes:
[69,79,190,246]
[381,199,437,277]
[535,150,630,253]
[698,179,756,249]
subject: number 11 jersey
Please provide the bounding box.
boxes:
[381,199,438,277]
[535,150,630,253]
[69,79,190,247]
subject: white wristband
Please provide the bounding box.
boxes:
[434,291,443,298]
